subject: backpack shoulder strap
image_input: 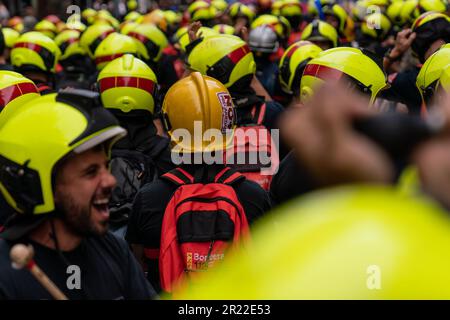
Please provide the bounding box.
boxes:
[214,167,245,185]
[251,102,266,126]
[161,167,194,186]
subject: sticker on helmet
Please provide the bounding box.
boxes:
[217,92,234,133]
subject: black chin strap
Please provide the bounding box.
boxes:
[49,217,71,268]
[49,216,93,299]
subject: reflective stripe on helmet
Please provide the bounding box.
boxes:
[99,76,155,93]
[303,63,343,81]
[13,42,56,71]
[412,12,429,29]
[285,42,303,58]
[95,53,125,65]
[0,82,38,109]
[206,44,251,85]
[303,63,374,98]
[228,44,250,64]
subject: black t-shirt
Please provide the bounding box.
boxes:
[0,232,156,300]
[270,152,407,206]
[380,67,422,115]
[125,165,272,290]
[0,195,14,227]
[156,54,179,96]
[270,151,318,206]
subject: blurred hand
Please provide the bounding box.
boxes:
[188,21,202,42]
[391,28,416,58]
[280,83,395,185]
[413,93,450,209]
[239,26,249,42]
[234,17,248,40]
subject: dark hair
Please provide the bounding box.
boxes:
[412,17,450,63]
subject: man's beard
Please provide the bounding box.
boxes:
[55,192,109,237]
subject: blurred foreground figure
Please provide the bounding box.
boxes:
[177,184,450,299]
[176,84,450,299]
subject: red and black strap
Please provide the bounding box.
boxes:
[214,167,244,185]
[161,167,194,186]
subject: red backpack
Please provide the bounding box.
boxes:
[159,167,250,294]
[225,103,280,191]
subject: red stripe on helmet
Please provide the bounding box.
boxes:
[65,38,79,45]
[128,31,148,43]
[303,63,343,81]
[286,42,304,58]
[228,44,251,64]
[412,11,437,30]
[95,53,125,65]
[99,76,155,93]
[99,29,114,40]
[0,82,38,109]
[13,42,43,53]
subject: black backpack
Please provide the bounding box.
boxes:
[109,149,155,228]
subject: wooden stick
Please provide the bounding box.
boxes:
[10,244,68,300]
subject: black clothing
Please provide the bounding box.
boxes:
[270,151,409,206]
[270,151,318,205]
[111,114,174,176]
[56,55,96,90]
[380,67,422,115]
[0,232,156,299]
[0,195,13,227]
[233,94,285,132]
[0,63,14,71]
[155,54,179,96]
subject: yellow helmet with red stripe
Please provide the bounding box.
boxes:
[94,32,138,70]
[0,71,40,128]
[97,54,158,114]
[79,23,115,59]
[186,34,256,89]
[11,32,61,74]
[126,24,168,63]
[300,47,388,104]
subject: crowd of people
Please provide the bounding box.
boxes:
[0,0,450,299]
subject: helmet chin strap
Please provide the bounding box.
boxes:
[48,215,93,299]
[49,216,71,267]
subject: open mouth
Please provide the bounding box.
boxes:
[92,198,110,218]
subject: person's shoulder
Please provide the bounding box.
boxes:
[132,177,177,216]
[138,177,176,198]
[0,239,15,274]
[264,100,285,112]
[234,177,270,200]
[396,67,421,80]
[0,239,11,258]
[86,232,130,258]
